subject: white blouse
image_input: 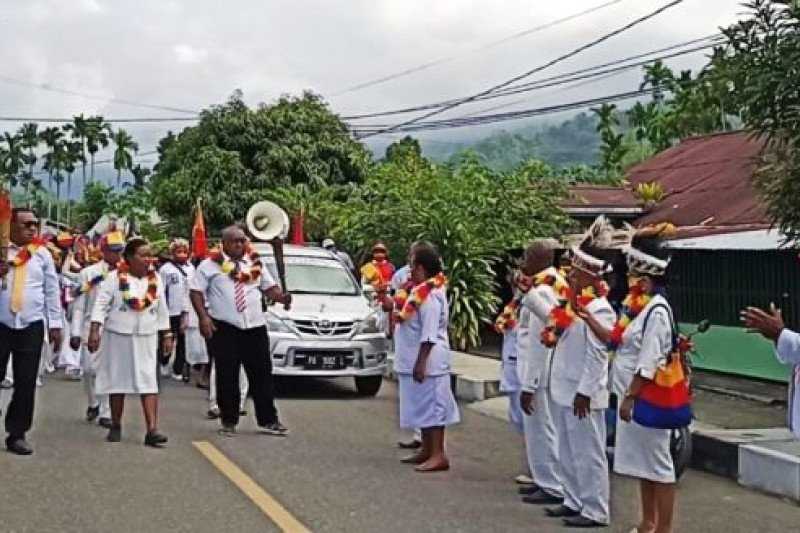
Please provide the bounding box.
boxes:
[91,270,170,336]
[393,287,451,376]
[611,294,674,396]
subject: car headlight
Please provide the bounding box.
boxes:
[357,312,382,334]
[265,312,292,334]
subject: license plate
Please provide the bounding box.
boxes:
[304,353,345,370]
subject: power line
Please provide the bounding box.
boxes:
[342,35,719,121]
[356,0,687,139]
[0,116,198,124]
[0,75,199,115]
[334,0,625,95]
[350,88,657,135]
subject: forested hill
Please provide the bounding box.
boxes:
[421,112,601,171]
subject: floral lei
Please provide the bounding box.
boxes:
[9,241,43,267]
[395,272,447,323]
[210,247,262,283]
[73,269,108,298]
[607,281,654,351]
[495,271,570,334]
[540,281,609,348]
[117,261,159,311]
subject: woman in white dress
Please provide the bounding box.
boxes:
[394,246,459,472]
[581,231,678,533]
[87,238,173,447]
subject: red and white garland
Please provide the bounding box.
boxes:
[210,247,262,283]
[394,272,447,323]
[540,281,609,348]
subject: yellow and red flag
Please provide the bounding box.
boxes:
[192,199,208,259]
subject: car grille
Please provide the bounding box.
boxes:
[292,320,356,336]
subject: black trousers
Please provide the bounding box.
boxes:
[207,320,277,427]
[0,321,45,439]
[158,315,186,375]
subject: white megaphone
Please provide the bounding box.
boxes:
[246,201,290,242]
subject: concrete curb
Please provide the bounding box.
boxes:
[384,355,502,403]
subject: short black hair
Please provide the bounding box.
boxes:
[123,237,149,261]
[412,246,443,277]
[11,207,36,221]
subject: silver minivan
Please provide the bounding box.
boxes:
[255,243,389,396]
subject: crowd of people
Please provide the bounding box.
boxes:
[0,209,290,456]
[1,206,798,533]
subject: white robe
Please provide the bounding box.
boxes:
[612,295,676,483]
[500,329,523,433]
[776,329,800,438]
[92,273,170,395]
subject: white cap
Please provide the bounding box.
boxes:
[322,238,335,248]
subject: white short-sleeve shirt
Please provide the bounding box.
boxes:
[393,287,451,376]
[190,254,277,330]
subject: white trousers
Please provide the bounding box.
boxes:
[553,404,610,525]
[523,387,563,497]
[81,346,110,419]
[208,359,249,410]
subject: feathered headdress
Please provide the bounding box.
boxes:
[570,216,614,274]
[622,222,676,276]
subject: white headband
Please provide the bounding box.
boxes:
[570,246,610,274]
[623,245,670,276]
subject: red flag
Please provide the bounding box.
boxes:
[290,213,305,246]
[192,200,208,259]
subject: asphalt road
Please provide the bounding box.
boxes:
[1,375,799,533]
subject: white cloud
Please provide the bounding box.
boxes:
[173,44,209,65]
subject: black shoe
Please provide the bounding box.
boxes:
[239,409,248,416]
[86,404,100,422]
[144,431,168,447]
[563,516,607,528]
[259,421,289,436]
[397,439,422,450]
[518,484,541,495]
[523,491,564,505]
[545,505,580,518]
[98,417,112,429]
[106,425,122,443]
[206,408,220,420]
[6,437,33,455]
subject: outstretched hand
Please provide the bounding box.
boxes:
[741,303,784,341]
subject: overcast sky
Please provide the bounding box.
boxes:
[0,0,747,170]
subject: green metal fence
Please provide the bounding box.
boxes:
[669,249,799,382]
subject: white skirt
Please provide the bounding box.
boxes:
[185,327,209,365]
[507,390,524,434]
[398,374,460,430]
[96,331,159,395]
[613,411,676,483]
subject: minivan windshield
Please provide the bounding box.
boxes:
[263,257,360,296]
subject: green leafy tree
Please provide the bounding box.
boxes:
[111,128,138,190]
[711,0,800,244]
[63,114,91,189]
[64,141,85,224]
[151,91,371,234]
[128,164,151,191]
[592,103,629,181]
[39,126,63,218]
[1,132,25,189]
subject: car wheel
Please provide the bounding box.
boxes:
[355,376,382,397]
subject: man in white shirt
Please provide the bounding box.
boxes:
[190,225,292,436]
[0,208,63,455]
[742,303,800,438]
[158,239,194,382]
[70,231,124,428]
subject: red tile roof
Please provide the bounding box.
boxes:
[626,131,768,228]
[562,185,641,210]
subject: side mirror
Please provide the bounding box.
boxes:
[696,319,711,333]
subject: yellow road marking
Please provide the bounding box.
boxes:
[193,440,311,533]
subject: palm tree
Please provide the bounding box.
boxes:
[64,141,85,225]
[85,116,111,182]
[18,123,39,206]
[2,132,25,191]
[40,127,64,220]
[111,128,138,190]
[63,114,90,189]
